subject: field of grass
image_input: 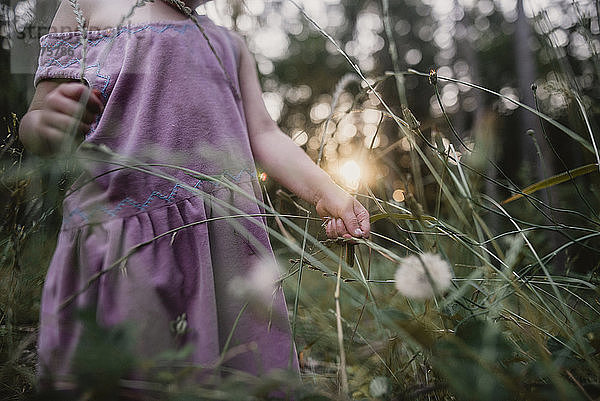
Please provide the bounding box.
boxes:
[1,0,599,400]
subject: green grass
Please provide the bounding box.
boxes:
[1,0,599,400]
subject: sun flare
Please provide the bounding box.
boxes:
[339,159,361,190]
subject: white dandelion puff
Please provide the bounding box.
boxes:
[394,252,453,299]
[369,376,389,397]
[228,256,282,307]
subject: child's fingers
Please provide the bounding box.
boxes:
[42,110,91,136]
[335,218,344,236]
[341,204,364,238]
[55,82,89,101]
[354,200,370,238]
[325,218,344,239]
[336,218,354,239]
[325,218,336,238]
[325,219,334,238]
[46,95,98,125]
[38,125,68,154]
[89,89,104,113]
[55,83,104,114]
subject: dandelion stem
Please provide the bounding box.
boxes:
[290,210,310,369]
[334,246,349,398]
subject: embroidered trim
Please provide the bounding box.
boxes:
[37,25,193,136]
[37,23,194,97]
[40,23,194,50]
[39,62,110,95]
[36,61,108,138]
[63,168,257,226]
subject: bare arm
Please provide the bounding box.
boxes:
[19,81,104,155]
[18,1,104,155]
[235,34,370,239]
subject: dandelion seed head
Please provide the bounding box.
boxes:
[394,252,453,299]
[369,376,389,397]
[228,256,281,306]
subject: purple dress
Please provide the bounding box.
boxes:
[35,15,298,385]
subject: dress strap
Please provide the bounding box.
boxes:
[161,0,242,100]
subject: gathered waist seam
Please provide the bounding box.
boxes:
[61,174,258,231]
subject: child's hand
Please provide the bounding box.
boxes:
[315,185,370,240]
[19,82,104,155]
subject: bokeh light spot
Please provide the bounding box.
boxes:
[340,159,361,190]
[393,189,405,202]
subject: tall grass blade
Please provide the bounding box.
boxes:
[502,163,599,204]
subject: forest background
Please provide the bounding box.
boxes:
[1,0,599,400]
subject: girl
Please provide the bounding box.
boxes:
[19,0,370,393]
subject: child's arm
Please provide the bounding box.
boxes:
[19,81,104,155]
[19,2,103,155]
[234,35,370,239]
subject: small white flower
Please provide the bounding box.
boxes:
[369,376,389,398]
[170,313,188,336]
[394,252,453,299]
[229,256,281,307]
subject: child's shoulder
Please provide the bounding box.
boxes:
[50,0,190,32]
[50,0,82,32]
[51,0,127,32]
[225,29,246,58]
